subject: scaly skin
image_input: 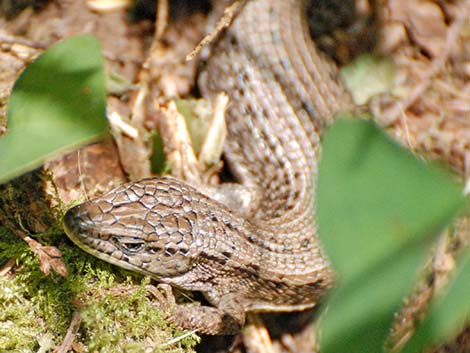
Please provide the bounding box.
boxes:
[63,0,352,334]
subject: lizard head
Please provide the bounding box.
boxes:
[63,177,197,278]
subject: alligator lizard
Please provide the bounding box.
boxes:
[63,0,352,335]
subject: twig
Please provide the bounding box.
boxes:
[242,314,275,353]
[154,100,201,184]
[0,30,47,50]
[56,310,82,353]
[156,0,170,39]
[186,0,247,61]
[0,258,16,276]
[162,329,198,347]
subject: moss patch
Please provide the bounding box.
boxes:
[0,221,199,353]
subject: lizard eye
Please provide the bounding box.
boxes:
[113,237,145,254]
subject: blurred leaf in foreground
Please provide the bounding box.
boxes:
[317,119,464,353]
[0,34,107,184]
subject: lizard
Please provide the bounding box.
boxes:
[63,0,352,335]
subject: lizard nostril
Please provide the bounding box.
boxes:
[63,208,78,232]
[63,204,92,239]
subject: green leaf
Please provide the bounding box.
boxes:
[0,34,107,184]
[403,250,470,353]
[150,132,168,175]
[317,119,464,353]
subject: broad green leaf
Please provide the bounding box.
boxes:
[0,35,107,184]
[320,237,432,353]
[403,250,470,353]
[317,119,464,353]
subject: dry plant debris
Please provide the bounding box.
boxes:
[373,0,470,177]
[1,0,470,352]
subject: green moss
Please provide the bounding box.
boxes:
[0,242,69,352]
[0,226,28,259]
[0,274,51,352]
[0,223,199,353]
[80,276,199,352]
[0,172,199,352]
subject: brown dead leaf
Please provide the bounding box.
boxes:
[386,0,448,57]
[41,245,63,258]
